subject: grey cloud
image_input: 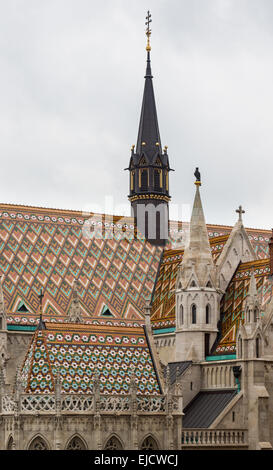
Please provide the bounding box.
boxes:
[0,0,272,229]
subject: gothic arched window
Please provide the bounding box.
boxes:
[238,337,242,359]
[254,308,258,323]
[179,305,183,325]
[141,436,158,450]
[206,304,210,324]
[28,436,49,450]
[154,169,161,191]
[66,436,87,450]
[104,436,123,450]
[7,436,13,450]
[191,304,197,324]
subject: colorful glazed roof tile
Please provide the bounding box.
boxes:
[20,322,161,395]
[0,204,162,323]
[213,258,272,356]
[151,228,271,332]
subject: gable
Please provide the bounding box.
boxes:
[213,258,271,356]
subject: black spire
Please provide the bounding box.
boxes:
[127,12,172,247]
[136,49,162,159]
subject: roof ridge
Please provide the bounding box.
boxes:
[0,202,271,233]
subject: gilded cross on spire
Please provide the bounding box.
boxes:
[145,10,152,51]
[236,205,245,221]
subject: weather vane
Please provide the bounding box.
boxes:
[145,10,152,51]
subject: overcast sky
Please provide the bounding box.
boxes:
[1,0,273,229]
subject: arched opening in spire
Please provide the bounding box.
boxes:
[140,169,148,191]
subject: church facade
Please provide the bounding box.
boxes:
[0,14,273,450]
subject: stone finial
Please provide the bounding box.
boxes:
[68,280,83,323]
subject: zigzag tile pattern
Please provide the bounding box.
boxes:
[0,204,162,322]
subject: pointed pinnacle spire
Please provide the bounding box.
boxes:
[181,171,215,287]
[136,12,161,159]
[248,270,258,298]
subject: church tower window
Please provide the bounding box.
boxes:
[206,304,210,324]
[179,305,183,325]
[191,304,197,324]
[140,169,148,191]
[256,336,261,358]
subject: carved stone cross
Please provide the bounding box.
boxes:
[236,205,245,221]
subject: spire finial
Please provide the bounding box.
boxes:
[194,167,201,186]
[236,205,245,222]
[145,10,152,52]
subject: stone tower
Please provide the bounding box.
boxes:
[175,173,220,361]
[127,12,172,246]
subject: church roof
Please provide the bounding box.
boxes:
[183,390,237,428]
[0,203,162,326]
[151,230,271,332]
[0,203,271,338]
[20,322,161,395]
[213,258,272,356]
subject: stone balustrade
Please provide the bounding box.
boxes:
[202,361,238,389]
[181,429,248,448]
[1,393,182,415]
